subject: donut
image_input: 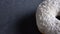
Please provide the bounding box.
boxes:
[36,0,60,34]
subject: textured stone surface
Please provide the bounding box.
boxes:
[0,0,42,34]
[36,0,60,34]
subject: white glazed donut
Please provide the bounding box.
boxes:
[36,0,60,34]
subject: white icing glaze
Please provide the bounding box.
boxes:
[36,0,60,34]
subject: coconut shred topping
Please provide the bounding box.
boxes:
[36,0,60,34]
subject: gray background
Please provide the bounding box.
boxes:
[0,0,43,34]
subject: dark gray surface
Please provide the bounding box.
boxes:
[0,0,43,34]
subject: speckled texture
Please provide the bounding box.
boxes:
[36,0,60,34]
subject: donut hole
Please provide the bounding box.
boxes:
[56,16,60,20]
[56,12,60,20]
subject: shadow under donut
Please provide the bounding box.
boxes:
[16,12,42,34]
